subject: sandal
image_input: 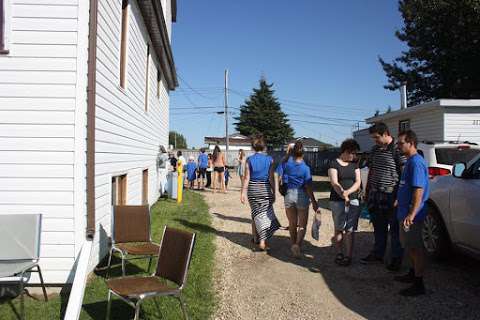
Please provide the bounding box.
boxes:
[338,256,352,266]
[334,253,344,265]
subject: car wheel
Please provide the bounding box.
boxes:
[422,205,450,259]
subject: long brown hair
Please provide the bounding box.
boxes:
[292,140,304,159]
[212,145,221,161]
[239,149,245,160]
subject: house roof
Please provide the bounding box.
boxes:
[137,0,178,90]
[366,99,480,123]
[289,136,332,148]
[204,134,252,146]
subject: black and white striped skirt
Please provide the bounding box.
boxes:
[248,180,280,241]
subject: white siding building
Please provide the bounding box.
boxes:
[354,99,480,152]
[0,0,178,284]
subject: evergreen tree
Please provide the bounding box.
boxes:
[234,78,294,148]
[379,0,480,105]
[169,131,187,149]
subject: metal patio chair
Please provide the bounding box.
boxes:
[106,205,160,277]
[0,214,48,320]
[105,226,196,320]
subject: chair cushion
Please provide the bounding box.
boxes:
[0,260,37,278]
[116,242,159,256]
[106,276,178,297]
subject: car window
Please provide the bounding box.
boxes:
[435,148,480,165]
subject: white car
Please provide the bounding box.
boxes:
[424,153,480,259]
[359,141,480,194]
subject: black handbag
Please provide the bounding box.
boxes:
[278,162,288,196]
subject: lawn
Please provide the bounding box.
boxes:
[0,191,216,320]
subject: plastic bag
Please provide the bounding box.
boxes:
[311,212,322,240]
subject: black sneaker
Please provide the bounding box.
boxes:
[386,257,402,272]
[399,283,426,297]
[360,253,383,264]
[394,271,415,283]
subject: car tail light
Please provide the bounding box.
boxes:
[428,167,451,179]
[458,145,470,150]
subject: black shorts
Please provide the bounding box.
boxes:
[214,167,225,173]
[198,168,207,178]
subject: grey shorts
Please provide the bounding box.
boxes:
[284,188,310,209]
[330,201,360,232]
[400,219,424,250]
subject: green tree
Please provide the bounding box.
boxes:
[169,131,187,149]
[379,0,480,105]
[234,78,294,147]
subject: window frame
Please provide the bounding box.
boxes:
[0,0,10,54]
[112,174,128,206]
[142,169,148,205]
[399,119,410,133]
[119,0,129,89]
[144,44,150,112]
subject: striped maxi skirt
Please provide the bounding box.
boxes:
[247,180,280,241]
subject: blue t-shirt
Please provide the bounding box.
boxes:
[397,153,429,222]
[283,160,312,189]
[198,153,208,169]
[275,156,294,176]
[186,162,197,181]
[248,153,273,181]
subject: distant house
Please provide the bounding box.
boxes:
[204,133,252,151]
[286,136,333,152]
[354,99,480,152]
[0,0,178,284]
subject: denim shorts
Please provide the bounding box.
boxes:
[284,188,310,209]
[330,200,360,232]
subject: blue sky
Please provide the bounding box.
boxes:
[169,0,406,148]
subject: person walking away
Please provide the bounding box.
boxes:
[186,156,197,189]
[224,167,230,191]
[197,148,209,190]
[212,145,227,193]
[361,122,405,271]
[394,130,429,296]
[168,153,177,172]
[237,149,247,188]
[328,139,362,266]
[240,134,280,251]
[205,153,213,188]
[280,140,320,258]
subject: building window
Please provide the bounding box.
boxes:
[119,0,129,88]
[144,45,150,111]
[0,0,9,54]
[142,169,148,205]
[112,175,127,205]
[399,119,410,133]
[157,70,162,99]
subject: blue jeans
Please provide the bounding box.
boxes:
[371,211,403,259]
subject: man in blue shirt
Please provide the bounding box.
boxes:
[197,148,209,190]
[395,130,429,296]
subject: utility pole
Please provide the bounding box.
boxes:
[224,69,229,155]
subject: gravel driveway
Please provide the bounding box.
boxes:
[197,176,480,320]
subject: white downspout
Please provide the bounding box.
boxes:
[64,239,93,320]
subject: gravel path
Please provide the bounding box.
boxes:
[197,176,480,320]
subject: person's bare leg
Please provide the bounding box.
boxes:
[212,172,217,193]
[296,208,309,248]
[221,174,226,193]
[412,248,425,277]
[344,231,354,258]
[334,230,344,254]
[285,207,298,245]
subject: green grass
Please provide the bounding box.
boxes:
[0,191,216,320]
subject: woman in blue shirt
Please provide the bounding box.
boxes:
[279,140,319,258]
[241,135,280,251]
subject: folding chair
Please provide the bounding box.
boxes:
[105,226,195,320]
[0,214,48,320]
[107,206,160,277]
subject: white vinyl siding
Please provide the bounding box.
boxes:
[444,111,480,144]
[91,0,170,269]
[381,109,444,143]
[0,0,83,283]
